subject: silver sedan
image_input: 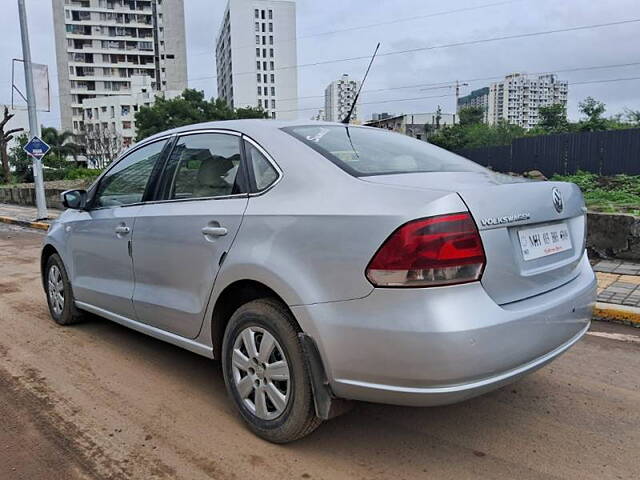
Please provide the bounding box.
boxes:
[41,120,596,443]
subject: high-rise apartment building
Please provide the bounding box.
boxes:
[487,73,568,129]
[52,0,187,134]
[324,74,360,123]
[81,75,181,151]
[457,87,489,122]
[216,0,297,120]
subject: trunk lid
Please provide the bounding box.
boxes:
[362,171,587,305]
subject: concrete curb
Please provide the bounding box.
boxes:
[0,216,50,231]
[594,302,640,328]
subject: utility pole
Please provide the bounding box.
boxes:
[17,0,48,220]
[454,80,469,111]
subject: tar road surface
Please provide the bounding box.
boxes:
[0,224,639,479]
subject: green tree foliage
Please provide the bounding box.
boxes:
[458,105,485,126]
[41,127,82,160]
[5,132,86,183]
[551,170,640,214]
[8,133,33,182]
[134,89,268,141]
[235,105,270,119]
[428,120,525,151]
[624,108,640,126]
[427,97,637,152]
[426,123,467,151]
[577,97,610,131]
[534,103,570,134]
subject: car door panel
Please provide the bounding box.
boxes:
[131,132,248,338]
[131,198,248,338]
[71,205,140,318]
[70,139,168,319]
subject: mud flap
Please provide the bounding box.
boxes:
[298,333,352,420]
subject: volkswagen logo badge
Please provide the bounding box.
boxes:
[552,187,563,213]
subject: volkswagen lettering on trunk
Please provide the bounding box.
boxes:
[480,212,531,227]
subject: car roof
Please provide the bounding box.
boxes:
[142,119,359,144]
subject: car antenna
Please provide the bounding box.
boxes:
[341,42,380,124]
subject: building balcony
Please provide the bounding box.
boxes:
[71,88,132,97]
[71,74,133,82]
[67,46,155,55]
[65,19,153,29]
[66,33,141,42]
[70,61,154,69]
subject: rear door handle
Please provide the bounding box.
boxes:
[202,226,228,237]
[115,225,130,235]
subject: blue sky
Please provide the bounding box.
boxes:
[2,0,639,128]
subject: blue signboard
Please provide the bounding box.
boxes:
[23,136,51,160]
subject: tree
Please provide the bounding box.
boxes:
[41,126,82,160]
[465,121,525,148]
[624,108,640,126]
[8,133,33,183]
[134,89,268,141]
[82,126,123,169]
[427,124,467,151]
[235,106,270,119]
[0,106,25,183]
[458,105,485,126]
[428,120,525,151]
[536,103,569,133]
[434,105,443,129]
[578,97,607,131]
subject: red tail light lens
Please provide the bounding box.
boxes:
[366,212,486,287]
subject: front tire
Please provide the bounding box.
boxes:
[45,254,84,325]
[221,298,321,443]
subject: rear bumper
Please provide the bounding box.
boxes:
[291,252,596,407]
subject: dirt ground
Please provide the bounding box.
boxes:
[1,224,639,480]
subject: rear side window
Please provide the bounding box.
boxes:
[282,125,485,177]
[244,141,278,191]
[163,133,244,200]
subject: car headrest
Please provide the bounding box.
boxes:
[196,155,234,187]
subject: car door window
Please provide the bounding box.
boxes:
[94,140,167,208]
[244,141,279,191]
[168,133,243,199]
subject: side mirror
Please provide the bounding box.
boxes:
[61,189,88,210]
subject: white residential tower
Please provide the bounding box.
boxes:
[324,74,360,123]
[52,0,188,135]
[216,0,298,120]
[488,73,568,129]
[81,75,181,150]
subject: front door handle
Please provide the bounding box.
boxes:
[115,225,130,235]
[202,226,228,237]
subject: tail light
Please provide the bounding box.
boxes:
[366,212,486,287]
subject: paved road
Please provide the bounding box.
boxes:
[1,224,639,480]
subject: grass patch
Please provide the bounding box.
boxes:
[551,171,640,215]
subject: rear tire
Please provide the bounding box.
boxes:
[44,254,84,326]
[222,298,322,443]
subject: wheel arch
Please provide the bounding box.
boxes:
[210,279,302,360]
[40,243,61,289]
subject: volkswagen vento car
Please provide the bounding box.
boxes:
[42,120,596,443]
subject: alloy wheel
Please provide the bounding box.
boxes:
[48,265,65,316]
[231,326,291,420]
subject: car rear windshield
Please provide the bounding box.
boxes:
[282,125,485,177]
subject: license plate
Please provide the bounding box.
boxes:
[518,222,572,261]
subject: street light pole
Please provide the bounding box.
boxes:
[17,0,48,220]
[454,80,469,111]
